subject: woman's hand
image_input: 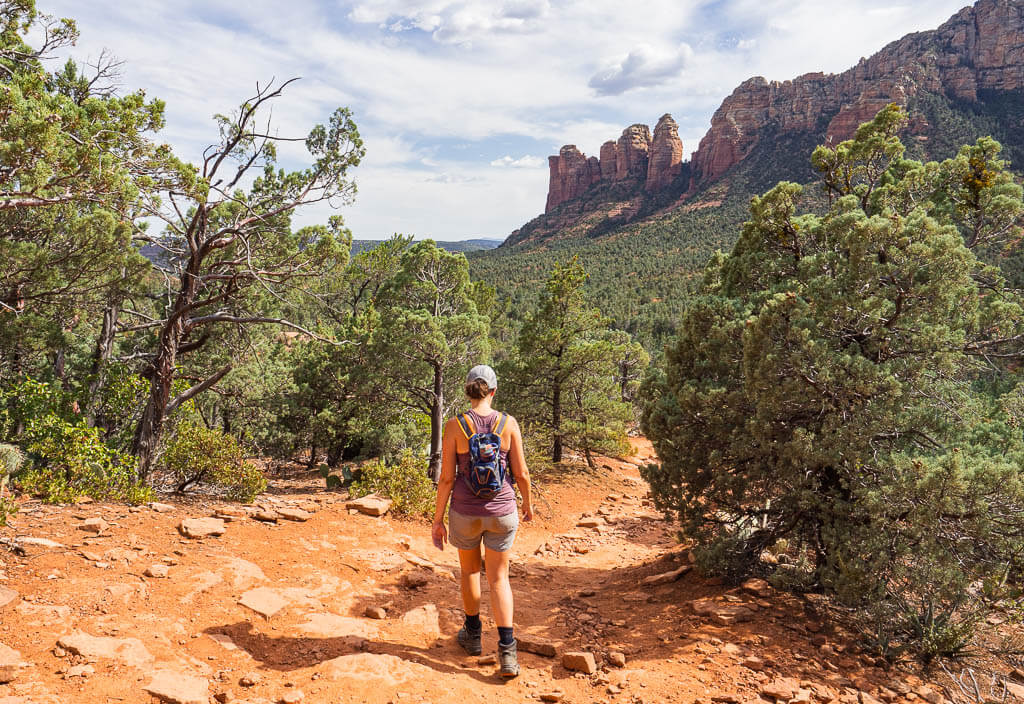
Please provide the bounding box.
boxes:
[522,503,534,522]
[431,518,447,550]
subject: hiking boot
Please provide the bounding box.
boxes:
[498,639,519,678]
[457,626,482,656]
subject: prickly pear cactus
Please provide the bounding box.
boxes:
[0,443,24,492]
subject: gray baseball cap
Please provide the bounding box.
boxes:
[466,364,498,389]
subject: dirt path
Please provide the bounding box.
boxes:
[0,439,945,704]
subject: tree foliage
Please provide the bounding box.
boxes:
[504,257,641,465]
[642,105,1024,657]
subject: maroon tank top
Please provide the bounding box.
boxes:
[450,410,517,517]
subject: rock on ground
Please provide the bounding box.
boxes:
[562,651,597,674]
[0,588,17,610]
[345,495,392,516]
[79,517,107,534]
[178,517,226,539]
[518,633,558,657]
[0,643,21,683]
[321,653,430,686]
[400,604,440,646]
[640,564,691,586]
[57,632,153,667]
[239,587,290,619]
[762,678,801,701]
[296,613,377,639]
[144,564,169,578]
[277,507,312,522]
[143,670,209,704]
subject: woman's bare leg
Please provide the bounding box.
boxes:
[457,547,482,615]
[484,547,513,627]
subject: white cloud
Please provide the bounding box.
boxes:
[588,43,694,96]
[490,155,545,168]
[349,0,551,45]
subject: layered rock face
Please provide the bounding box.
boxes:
[646,114,685,192]
[546,146,600,212]
[690,0,1024,185]
[545,117,683,212]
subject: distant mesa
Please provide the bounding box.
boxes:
[545,114,683,213]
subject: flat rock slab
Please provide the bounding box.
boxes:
[691,598,756,625]
[400,603,440,646]
[277,507,312,522]
[518,634,558,657]
[17,537,64,550]
[239,587,290,618]
[58,631,153,667]
[322,653,430,686]
[0,588,18,610]
[219,557,267,588]
[149,502,176,513]
[144,564,169,578]
[762,678,802,701]
[742,577,772,598]
[562,651,597,674]
[641,564,691,586]
[349,549,406,572]
[297,613,378,639]
[0,643,21,683]
[345,495,392,516]
[17,603,71,626]
[143,670,209,704]
[178,517,225,539]
[79,517,108,534]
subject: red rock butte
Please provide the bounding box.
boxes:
[545,115,683,213]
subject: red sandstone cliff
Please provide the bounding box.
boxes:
[545,119,683,212]
[690,0,1024,185]
[540,0,1024,217]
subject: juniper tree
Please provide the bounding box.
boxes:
[642,105,1024,657]
[506,257,641,465]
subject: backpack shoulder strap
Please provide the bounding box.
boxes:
[494,412,509,436]
[455,413,473,439]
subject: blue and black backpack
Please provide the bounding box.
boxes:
[455,412,510,499]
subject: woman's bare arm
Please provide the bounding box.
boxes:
[508,417,533,521]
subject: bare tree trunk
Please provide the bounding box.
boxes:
[131,260,197,480]
[428,361,444,482]
[131,324,180,479]
[552,379,562,463]
[86,302,120,425]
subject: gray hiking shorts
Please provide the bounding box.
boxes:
[448,508,518,552]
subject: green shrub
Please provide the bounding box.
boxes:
[0,378,152,504]
[350,450,434,517]
[162,421,266,502]
[18,416,152,504]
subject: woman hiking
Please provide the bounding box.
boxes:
[431,364,533,678]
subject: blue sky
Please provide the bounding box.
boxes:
[41,0,969,241]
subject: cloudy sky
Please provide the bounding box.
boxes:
[40,0,969,241]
